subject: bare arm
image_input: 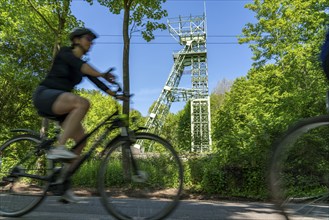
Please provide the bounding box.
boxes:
[86,74,117,97]
[80,63,102,77]
[82,64,119,98]
[105,89,117,97]
[81,63,116,82]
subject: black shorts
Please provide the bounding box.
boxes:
[32,86,68,122]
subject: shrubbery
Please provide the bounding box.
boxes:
[72,153,269,200]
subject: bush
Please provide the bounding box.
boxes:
[72,159,100,187]
[71,153,269,200]
[184,154,210,191]
[188,154,268,200]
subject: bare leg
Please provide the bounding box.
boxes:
[51,93,89,188]
[66,123,87,172]
[52,92,90,146]
[70,123,86,155]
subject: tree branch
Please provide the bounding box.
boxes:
[27,0,58,35]
[126,0,133,9]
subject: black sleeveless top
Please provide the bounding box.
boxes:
[40,47,108,92]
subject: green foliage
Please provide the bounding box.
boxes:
[176,102,192,152]
[77,89,145,154]
[182,155,267,199]
[216,0,328,150]
[0,1,50,139]
[72,159,102,187]
[183,155,209,191]
[73,154,180,188]
[72,153,269,199]
[159,113,178,144]
[278,127,329,197]
[241,0,328,67]
[161,102,191,152]
[2,0,329,200]
[86,0,168,117]
[0,0,81,141]
[93,0,168,41]
[210,78,233,121]
[205,0,329,199]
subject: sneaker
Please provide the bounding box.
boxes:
[47,146,77,160]
[60,189,83,203]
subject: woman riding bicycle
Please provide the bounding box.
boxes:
[32,27,124,202]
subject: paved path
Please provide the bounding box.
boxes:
[0,196,287,220]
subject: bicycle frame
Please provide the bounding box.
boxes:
[10,108,137,184]
[67,109,134,178]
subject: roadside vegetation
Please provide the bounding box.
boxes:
[1,0,328,200]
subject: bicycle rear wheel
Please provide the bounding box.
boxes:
[98,132,183,220]
[0,134,50,217]
[270,115,329,220]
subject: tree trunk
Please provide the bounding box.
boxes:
[122,2,130,118]
[122,0,132,180]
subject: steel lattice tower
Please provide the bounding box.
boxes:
[145,14,212,152]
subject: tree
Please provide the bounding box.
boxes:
[25,0,82,135]
[86,0,168,179]
[88,0,168,118]
[0,0,82,140]
[176,101,192,152]
[238,0,329,125]
[0,1,55,137]
[27,0,78,57]
[240,0,328,68]
[210,78,233,120]
[209,0,329,197]
[161,102,191,153]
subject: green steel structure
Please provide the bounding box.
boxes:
[145,14,212,152]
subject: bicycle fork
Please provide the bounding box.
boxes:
[121,127,148,183]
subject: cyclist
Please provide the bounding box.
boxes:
[32,27,123,202]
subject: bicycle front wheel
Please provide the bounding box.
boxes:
[0,134,50,217]
[98,132,183,220]
[270,115,329,220]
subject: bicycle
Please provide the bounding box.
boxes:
[0,82,184,220]
[269,92,329,219]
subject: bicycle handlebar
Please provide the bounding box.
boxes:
[105,68,133,100]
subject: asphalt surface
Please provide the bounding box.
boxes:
[0,196,288,220]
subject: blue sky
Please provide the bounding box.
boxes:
[71,0,256,116]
